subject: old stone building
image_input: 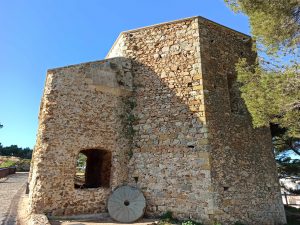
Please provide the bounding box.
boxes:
[28,16,286,225]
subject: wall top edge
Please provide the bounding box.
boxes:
[47,57,126,73]
[123,16,250,38]
[106,16,251,58]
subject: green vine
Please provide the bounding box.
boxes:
[120,98,138,159]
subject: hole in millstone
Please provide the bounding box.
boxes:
[124,200,130,206]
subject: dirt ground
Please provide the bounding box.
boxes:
[50,219,157,225]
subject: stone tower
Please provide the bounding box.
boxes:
[28,16,286,225]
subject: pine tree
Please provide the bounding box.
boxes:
[224,0,300,176]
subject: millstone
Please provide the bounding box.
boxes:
[108,185,146,223]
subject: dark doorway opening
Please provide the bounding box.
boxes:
[74,149,112,189]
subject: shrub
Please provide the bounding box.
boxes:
[158,211,180,225]
[160,211,173,221]
[16,159,31,172]
[181,219,203,225]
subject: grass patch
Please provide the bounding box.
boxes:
[0,157,31,171]
[0,159,16,168]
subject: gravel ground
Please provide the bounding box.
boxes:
[50,219,157,225]
[0,172,28,225]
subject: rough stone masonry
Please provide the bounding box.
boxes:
[28,16,286,225]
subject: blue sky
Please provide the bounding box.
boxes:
[0,0,249,148]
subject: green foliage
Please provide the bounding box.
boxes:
[181,220,203,225]
[272,127,300,156]
[234,222,246,225]
[225,0,300,53]
[158,212,203,225]
[127,149,133,159]
[127,114,136,123]
[16,159,31,172]
[285,205,300,213]
[224,1,300,142]
[157,221,172,225]
[121,98,138,139]
[158,211,178,224]
[127,99,137,110]
[0,160,16,168]
[277,158,300,177]
[225,0,300,181]
[0,144,32,159]
[236,58,300,177]
[157,209,299,225]
[76,153,87,172]
[285,219,300,225]
[0,122,33,160]
[285,206,300,225]
[126,114,138,137]
[160,211,174,221]
[274,125,300,177]
[0,158,31,171]
[236,59,300,138]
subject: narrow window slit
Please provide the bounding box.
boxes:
[134,176,139,183]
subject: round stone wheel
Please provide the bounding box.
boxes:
[108,185,146,223]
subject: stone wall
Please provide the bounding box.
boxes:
[29,58,133,215]
[106,16,286,224]
[29,16,286,225]
[107,18,213,223]
[197,18,286,224]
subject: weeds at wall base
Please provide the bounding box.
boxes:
[157,211,251,225]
